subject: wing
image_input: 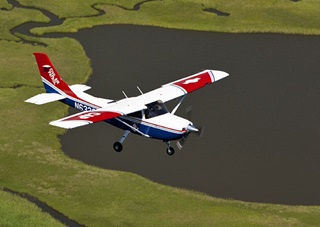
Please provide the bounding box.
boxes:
[140,70,229,104]
[49,97,147,129]
[50,110,122,129]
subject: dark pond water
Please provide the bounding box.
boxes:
[62,25,320,205]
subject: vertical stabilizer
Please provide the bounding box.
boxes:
[33,52,74,96]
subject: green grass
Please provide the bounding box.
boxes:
[20,0,320,36]
[2,0,320,226]
[0,0,11,9]
[0,5,49,41]
[0,189,64,227]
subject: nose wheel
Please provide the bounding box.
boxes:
[113,142,123,152]
[166,147,175,156]
[113,130,130,153]
[166,141,175,156]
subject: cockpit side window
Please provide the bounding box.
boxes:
[128,110,142,119]
[145,100,168,119]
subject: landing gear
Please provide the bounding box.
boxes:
[166,146,175,156]
[113,130,130,153]
[113,142,123,152]
[165,141,175,156]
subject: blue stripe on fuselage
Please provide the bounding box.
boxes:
[62,98,98,111]
[107,118,184,141]
[140,123,183,141]
[43,82,59,94]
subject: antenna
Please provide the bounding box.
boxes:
[122,91,128,98]
[137,86,143,95]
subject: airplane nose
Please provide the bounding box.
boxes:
[211,70,229,82]
[186,124,199,132]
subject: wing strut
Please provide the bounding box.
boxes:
[115,118,150,138]
[171,95,186,115]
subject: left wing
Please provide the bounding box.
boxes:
[50,110,122,129]
[49,97,147,129]
[139,69,229,104]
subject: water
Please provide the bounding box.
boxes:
[62,25,320,205]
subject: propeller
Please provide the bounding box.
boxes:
[176,106,205,150]
[186,105,205,137]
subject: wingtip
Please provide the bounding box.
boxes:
[211,70,229,81]
[49,120,91,129]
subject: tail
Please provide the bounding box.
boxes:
[33,52,74,96]
[25,53,77,105]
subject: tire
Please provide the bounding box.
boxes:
[166,147,175,156]
[113,142,123,152]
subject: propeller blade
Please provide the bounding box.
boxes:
[185,106,204,136]
[195,125,205,137]
[186,105,192,121]
[177,106,205,150]
[176,133,190,150]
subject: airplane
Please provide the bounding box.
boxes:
[25,53,229,156]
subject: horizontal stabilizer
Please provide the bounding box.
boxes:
[49,110,122,129]
[69,84,92,92]
[25,93,65,105]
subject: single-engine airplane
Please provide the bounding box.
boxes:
[26,53,229,155]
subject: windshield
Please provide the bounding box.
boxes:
[145,101,168,119]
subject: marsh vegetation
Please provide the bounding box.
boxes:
[1,0,320,226]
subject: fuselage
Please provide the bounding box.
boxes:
[62,88,191,142]
[108,113,190,141]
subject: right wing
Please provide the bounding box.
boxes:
[139,70,229,104]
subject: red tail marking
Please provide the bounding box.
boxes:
[33,52,74,96]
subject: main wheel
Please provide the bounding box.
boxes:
[166,147,175,156]
[113,142,123,152]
